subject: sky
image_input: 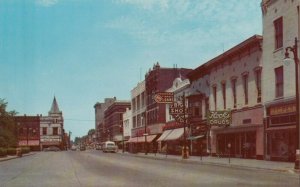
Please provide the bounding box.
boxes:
[0,0,262,139]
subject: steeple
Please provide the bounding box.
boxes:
[49,96,62,115]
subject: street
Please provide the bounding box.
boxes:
[0,150,299,187]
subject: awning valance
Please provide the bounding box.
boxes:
[157,129,173,142]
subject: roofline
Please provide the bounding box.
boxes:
[187,34,262,80]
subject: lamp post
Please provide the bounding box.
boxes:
[183,92,188,159]
[284,37,300,170]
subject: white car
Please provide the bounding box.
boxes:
[102,141,118,153]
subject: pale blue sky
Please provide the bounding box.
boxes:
[0,0,262,139]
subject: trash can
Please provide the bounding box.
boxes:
[182,146,189,159]
[16,148,22,157]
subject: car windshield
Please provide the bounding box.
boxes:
[107,143,114,146]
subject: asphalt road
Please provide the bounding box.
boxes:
[0,150,299,187]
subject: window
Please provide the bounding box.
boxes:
[43,127,47,135]
[274,17,283,49]
[222,82,226,109]
[231,78,237,108]
[53,127,58,135]
[213,86,217,110]
[242,74,249,105]
[255,68,262,103]
[275,66,284,97]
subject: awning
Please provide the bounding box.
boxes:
[188,135,205,140]
[157,129,173,142]
[126,137,138,143]
[164,128,185,141]
[127,135,158,143]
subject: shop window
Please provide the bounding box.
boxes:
[275,66,283,98]
[274,17,283,49]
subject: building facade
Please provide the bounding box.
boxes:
[157,77,190,155]
[186,64,210,156]
[15,115,40,151]
[94,98,116,143]
[40,97,65,150]
[104,99,130,148]
[261,0,300,161]
[144,63,192,153]
[123,107,132,152]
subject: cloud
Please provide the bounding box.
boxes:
[36,0,59,7]
[115,0,169,10]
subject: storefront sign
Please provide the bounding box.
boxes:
[207,110,231,127]
[270,103,296,116]
[154,92,174,103]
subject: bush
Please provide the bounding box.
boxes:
[0,148,7,157]
[21,147,30,154]
[7,147,17,155]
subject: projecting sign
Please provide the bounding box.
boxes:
[153,92,174,103]
[207,110,232,127]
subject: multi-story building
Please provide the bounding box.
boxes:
[104,99,130,148]
[123,107,132,152]
[128,81,147,152]
[158,76,190,155]
[40,97,65,150]
[94,98,116,143]
[15,115,40,151]
[186,64,210,156]
[144,63,192,153]
[261,0,300,161]
[189,35,263,159]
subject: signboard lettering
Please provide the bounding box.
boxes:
[154,92,174,104]
[207,110,231,127]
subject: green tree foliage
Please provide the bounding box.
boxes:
[0,99,17,148]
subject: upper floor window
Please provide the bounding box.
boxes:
[242,73,249,105]
[254,68,262,103]
[43,127,47,135]
[231,78,237,108]
[53,127,58,135]
[221,82,226,109]
[275,66,284,98]
[274,17,283,49]
[212,86,217,111]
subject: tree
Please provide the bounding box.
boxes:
[0,99,18,147]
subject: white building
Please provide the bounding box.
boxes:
[40,97,64,150]
[261,0,300,161]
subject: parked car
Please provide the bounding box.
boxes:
[43,146,60,152]
[102,141,118,153]
[80,146,86,151]
[71,145,77,151]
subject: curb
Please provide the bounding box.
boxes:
[0,152,36,162]
[119,153,299,175]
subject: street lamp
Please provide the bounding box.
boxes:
[284,37,300,170]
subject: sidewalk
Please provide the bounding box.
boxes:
[119,152,299,174]
[0,152,35,162]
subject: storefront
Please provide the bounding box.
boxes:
[265,101,296,162]
[210,106,264,160]
[157,126,189,155]
[216,131,256,158]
